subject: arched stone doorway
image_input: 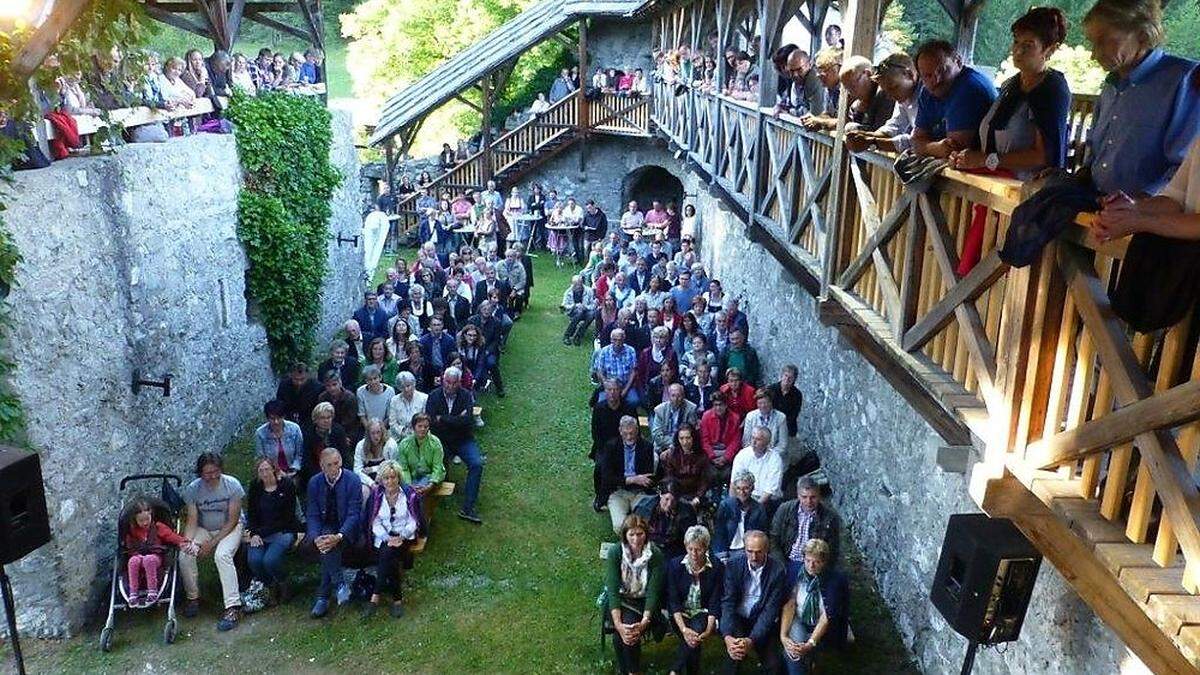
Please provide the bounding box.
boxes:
[620,165,685,212]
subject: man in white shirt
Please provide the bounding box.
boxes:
[846,52,920,154]
[730,427,782,509]
[741,388,788,454]
[620,201,644,239]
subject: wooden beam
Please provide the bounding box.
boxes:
[902,251,1006,352]
[1026,378,1200,470]
[835,190,911,288]
[1060,245,1200,591]
[12,0,95,77]
[144,4,214,39]
[148,1,296,11]
[243,9,310,41]
[297,0,323,49]
[452,94,482,113]
[980,473,1200,675]
[578,18,589,132]
[228,0,248,44]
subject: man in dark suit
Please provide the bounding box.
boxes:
[352,291,390,343]
[472,264,511,314]
[721,531,785,673]
[444,282,472,328]
[630,258,652,296]
[418,316,457,373]
[464,300,506,397]
[425,366,484,524]
[276,362,321,425]
[303,448,363,618]
[599,415,656,534]
[590,379,638,512]
[317,341,360,391]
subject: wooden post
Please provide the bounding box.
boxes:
[820,0,882,296]
[384,138,396,195]
[955,0,982,63]
[578,18,589,173]
[713,0,735,177]
[10,0,94,78]
[481,74,494,182]
[750,0,787,226]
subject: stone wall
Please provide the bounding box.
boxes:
[588,17,654,76]
[684,184,1142,674]
[508,133,681,222]
[1,110,363,637]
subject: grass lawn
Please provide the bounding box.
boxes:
[17,252,918,674]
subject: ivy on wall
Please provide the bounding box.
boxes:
[227,92,342,372]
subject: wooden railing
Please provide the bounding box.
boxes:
[650,79,1200,668]
[391,89,652,234]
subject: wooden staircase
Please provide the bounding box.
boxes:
[391,90,652,231]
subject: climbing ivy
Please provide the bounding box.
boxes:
[227,91,342,372]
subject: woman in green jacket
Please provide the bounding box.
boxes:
[606,514,665,675]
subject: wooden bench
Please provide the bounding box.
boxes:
[410,481,456,553]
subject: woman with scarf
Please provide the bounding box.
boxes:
[666,525,723,675]
[604,514,665,675]
[780,538,850,674]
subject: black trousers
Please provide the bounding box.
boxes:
[374,542,412,596]
[565,307,594,339]
[613,607,645,674]
[721,614,782,674]
[672,613,713,675]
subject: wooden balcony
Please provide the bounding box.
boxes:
[650,77,1200,673]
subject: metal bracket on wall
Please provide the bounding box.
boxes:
[334,233,361,247]
[132,371,173,397]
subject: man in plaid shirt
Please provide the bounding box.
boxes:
[592,327,640,408]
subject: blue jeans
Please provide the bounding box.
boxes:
[246,532,294,585]
[446,438,483,513]
[623,387,641,410]
[783,621,816,674]
[304,529,346,599]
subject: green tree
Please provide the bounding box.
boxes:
[341,0,569,151]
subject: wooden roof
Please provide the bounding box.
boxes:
[368,0,656,146]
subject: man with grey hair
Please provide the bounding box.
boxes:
[593,327,640,409]
[425,366,484,524]
[714,470,769,561]
[343,319,366,361]
[497,247,528,318]
[650,383,699,452]
[591,378,638,511]
[599,414,656,533]
[730,426,783,515]
[770,475,842,583]
[561,274,596,346]
[318,339,360,391]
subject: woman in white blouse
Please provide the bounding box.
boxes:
[363,461,421,618]
[353,419,398,486]
[387,372,428,440]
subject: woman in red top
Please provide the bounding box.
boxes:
[718,367,757,420]
[121,498,197,607]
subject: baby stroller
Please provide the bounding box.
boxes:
[98,474,185,652]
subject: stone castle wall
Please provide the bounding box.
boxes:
[1,110,363,636]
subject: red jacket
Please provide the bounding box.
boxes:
[700,408,743,463]
[124,521,188,553]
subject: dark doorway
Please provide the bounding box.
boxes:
[620,165,684,213]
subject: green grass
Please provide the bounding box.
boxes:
[17,252,917,673]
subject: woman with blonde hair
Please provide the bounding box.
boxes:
[362,460,423,618]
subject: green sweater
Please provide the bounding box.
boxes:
[396,433,446,485]
[604,543,664,615]
[357,358,400,389]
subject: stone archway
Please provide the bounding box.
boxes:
[620,165,685,213]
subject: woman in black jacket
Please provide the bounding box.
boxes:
[667,524,723,675]
[245,457,301,601]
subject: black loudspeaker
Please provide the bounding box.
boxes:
[931,513,1042,645]
[0,448,51,565]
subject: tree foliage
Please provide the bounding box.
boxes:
[227,92,342,372]
[340,0,567,150]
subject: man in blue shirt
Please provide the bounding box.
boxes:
[305,448,362,618]
[299,48,324,85]
[912,40,998,158]
[1083,4,1200,196]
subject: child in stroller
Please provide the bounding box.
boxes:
[120,498,198,608]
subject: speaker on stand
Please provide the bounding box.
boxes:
[0,447,53,675]
[930,513,1042,675]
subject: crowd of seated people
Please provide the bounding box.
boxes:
[564,215,846,671]
[170,241,525,632]
[9,42,326,169]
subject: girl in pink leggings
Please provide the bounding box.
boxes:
[121,499,198,607]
